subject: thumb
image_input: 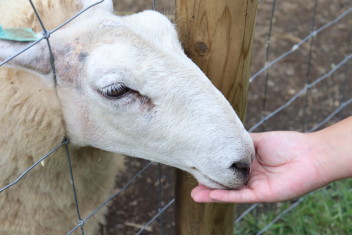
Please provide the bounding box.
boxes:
[250,132,266,148]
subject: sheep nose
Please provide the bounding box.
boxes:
[230,161,251,177]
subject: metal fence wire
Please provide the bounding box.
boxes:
[1,0,352,234]
[0,0,173,234]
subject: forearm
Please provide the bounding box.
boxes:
[309,116,352,183]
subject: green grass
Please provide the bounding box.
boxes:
[235,179,352,235]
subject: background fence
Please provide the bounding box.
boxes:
[0,0,351,234]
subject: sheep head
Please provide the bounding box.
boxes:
[0,0,254,189]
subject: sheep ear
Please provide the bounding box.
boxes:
[81,0,113,12]
[0,39,51,76]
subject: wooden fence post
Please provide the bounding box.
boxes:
[175,0,258,234]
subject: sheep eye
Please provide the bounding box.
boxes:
[100,84,131,99]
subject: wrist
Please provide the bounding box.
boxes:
[305,132,333,186]
[308,127,352,184]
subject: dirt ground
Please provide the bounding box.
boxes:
[99,0,352,234]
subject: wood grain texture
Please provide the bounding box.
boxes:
[175,0,257,234]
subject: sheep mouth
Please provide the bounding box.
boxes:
[189,167,230,190]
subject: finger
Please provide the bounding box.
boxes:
[209,188,261,204]
[191,185,217,203]
[250,133,266,147]
[190,184,208,197]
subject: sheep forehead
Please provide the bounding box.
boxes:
[54,10,187,93]
[57,10,180,62]
[86,41,182,91]
[70,12,183,74]
[89,11,180,54]
[66,10,178,47]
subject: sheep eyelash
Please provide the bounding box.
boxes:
[100,83,131,99]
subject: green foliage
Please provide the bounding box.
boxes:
[235,179,352,235]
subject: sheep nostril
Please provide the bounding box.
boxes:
[230,161,250,176]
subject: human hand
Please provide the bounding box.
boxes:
[191,131,330,203]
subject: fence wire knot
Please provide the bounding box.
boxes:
[42,30,51,39]
[63,138,70,145]
[78,219,85,227]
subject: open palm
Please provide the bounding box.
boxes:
[192,131,328,203]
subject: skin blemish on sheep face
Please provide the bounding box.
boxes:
[131,91,156,112]
[78,52,88,62]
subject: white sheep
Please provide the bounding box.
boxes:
[0,0,254,234]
